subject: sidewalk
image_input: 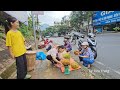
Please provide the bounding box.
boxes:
[28,48,102,79]
[9,51,102,79]
[8,42,103,79]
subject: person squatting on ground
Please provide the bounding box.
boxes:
[64,38,72,52]
[44,38,49,46]
[46,45,65,66]
[79,42,94,68]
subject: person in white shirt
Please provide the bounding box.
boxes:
[46,45,65,66]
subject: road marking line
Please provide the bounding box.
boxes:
[109,68,120,75]
[95,61,105,66]
[95,61,120,76]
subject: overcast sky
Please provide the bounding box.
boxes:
[27,11,71,26]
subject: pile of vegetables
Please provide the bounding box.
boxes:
[71,62,79,69]
[61,53,71,66]
[74,50,80,55]
[63,53,71,59]
[61,59,70,66]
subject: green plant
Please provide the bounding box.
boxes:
[0,25,4,30]
[19,23,28,37]
[113,27,120,32]
[19,16,34,39]
[70,11,93,33]
[0,33,3,39]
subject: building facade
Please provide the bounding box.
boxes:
[92,11,120,33]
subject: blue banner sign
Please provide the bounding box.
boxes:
[93,11,120,26]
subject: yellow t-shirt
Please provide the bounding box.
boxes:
[6,30,27,57]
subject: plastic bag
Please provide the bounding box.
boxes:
[36,52,46,60]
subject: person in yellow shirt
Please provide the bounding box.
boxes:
[4,17,31,79]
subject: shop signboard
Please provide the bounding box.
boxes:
[93,11,120,26]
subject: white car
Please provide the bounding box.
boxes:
[45,36,50,38]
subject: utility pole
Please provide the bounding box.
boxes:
[31,11,44,50]
[32,14,37,50]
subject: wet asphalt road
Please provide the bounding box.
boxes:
[94,33,120,78]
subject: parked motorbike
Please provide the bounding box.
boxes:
[71,33,84,45]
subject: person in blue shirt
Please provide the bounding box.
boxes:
[79,42,94,68]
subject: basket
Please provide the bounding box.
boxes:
[26,51,36,72]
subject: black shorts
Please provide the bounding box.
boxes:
[47,55,60,64]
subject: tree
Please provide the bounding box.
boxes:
[61,16,70,26]
[83,11,94,34]
[70,11,85,32]
[69,11,94,33]
[19,14,42,40]
[42,15,72,37]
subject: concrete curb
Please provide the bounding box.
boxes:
[0,62,16,79]
[0,77,2,79]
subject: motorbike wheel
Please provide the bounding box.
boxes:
[93,50,97,59]
[90,46,97,59]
